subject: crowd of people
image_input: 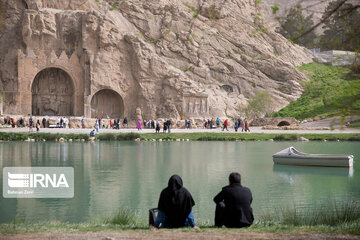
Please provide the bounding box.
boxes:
[151,172,253,230]
[93,117,128,132]
[2,115,253,134]
[4,116,42,132]
[187,118,251,132]
[136,119,173,133]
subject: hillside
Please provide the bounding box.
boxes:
[0,0,311,120]
[272,63,360,120]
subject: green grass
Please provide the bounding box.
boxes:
[0,132,359,142]
[349,119,360,128]
[259,200,360,227]
[1,202,360,235]
[0,132,89,141]
[139,132,360,141]
[104,208,146,227]
[272,63,360,120]
[96,132,140,141]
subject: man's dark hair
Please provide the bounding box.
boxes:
[229,172,241,184]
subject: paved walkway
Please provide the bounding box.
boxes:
[1,126,359,134]
[300,116,360,129]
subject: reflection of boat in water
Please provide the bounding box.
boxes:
[273,164,354,178]
[273,146,353,167]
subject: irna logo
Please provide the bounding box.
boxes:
[3,167,74,198]
[8,172,69,188]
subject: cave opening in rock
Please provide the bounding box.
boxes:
[277,121,291,127]
[90,89,124,118]
[220,84,233,93]
[32,68,74,116]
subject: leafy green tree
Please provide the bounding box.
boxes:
[319,0,360,51]
[276,5,317,48]
[244,90,273,119]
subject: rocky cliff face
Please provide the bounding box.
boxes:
[0,0,312,120]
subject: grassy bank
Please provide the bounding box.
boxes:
[139,132,360,141]
[0,132,90,141]
[272,63,360,120]
[349,119,360,129]
[1,201,360,235]
[0,132,360,141]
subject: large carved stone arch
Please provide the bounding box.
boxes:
[17,49,85,116]
[31,68,74,116]
[90,89,124,118]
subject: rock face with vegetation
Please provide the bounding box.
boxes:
[0,0,311,120]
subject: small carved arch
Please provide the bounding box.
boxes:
[90,89,124,118]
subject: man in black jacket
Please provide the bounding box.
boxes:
[213,172,254,228]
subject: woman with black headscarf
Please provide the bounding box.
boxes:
[151,175,199,229]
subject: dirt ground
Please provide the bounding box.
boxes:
[1,231,359,240]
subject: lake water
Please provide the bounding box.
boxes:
[0,141,359,224]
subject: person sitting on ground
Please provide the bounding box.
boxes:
[213,172,254,228]
[90,129,95,137]
[151,175,200,230]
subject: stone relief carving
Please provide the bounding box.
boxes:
[183,94,208,115]
[31,68,74,116]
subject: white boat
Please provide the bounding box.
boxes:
[272,146,353,167]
